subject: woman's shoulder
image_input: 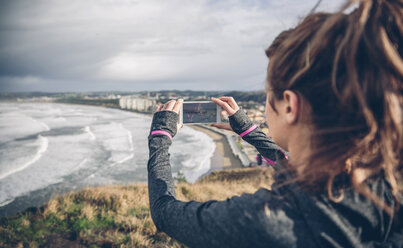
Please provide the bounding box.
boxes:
[297,174,403,247]
[225,174,402,247]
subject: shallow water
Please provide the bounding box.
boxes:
[0,102,215,216]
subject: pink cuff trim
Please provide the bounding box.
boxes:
[263,156,276,166]
[240,125,257,138]
[279,150,289,160]
[151,130,172,140]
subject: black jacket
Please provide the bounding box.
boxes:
[147,109,403,247]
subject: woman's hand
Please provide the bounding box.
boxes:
[211,97,240,116]
[210,97,240,131]
[210,122,233,131]
[155,99,184,131]
[156,99,183,113]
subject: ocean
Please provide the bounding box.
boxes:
[0,102,215,216]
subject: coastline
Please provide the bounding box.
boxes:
[189,125,242,175]
[0,101,242,180]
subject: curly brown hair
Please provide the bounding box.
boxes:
[266,0,403,215]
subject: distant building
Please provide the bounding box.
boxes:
[119,95,156,112]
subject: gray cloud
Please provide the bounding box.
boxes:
[0,0,344,92]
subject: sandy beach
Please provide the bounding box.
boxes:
[189,125,242,174]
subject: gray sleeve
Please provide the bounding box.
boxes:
[147,110,305,248]
[229,109,288,163]
[148,111,178,226]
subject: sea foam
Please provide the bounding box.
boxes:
[84,126,96,141]
[0,103,217,214]
[0,135,48,180]
[171,126,216,183]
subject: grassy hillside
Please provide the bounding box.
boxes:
[0,168,275,248]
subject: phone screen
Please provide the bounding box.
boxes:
[182,102,218,124]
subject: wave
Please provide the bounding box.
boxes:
[182,142,215,183]
[77,158,88,169]
[111,153,134,167]
[55,117,66,121]
[0,198,15,207]
[119,123,134,151]
[84,126,96,141]
[31,117,50,131]
[108,123,135,166]
[0,135,48,180]
[176,127,216,183]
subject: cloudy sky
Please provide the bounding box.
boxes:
[0,0,344,92]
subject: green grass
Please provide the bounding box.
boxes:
[0,168,274,247]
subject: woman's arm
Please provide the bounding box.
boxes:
[147,100,302,248]
[211,97,288,165]
[148,110,178,225]
[229,109,288,165]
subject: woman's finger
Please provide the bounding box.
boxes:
[162,100,176,111]
[156,105,163,112]
[211,97,236,116]
[219,96,239,111]
[172,99,183,114]
[211,97,231,111]
[210,123,233,131]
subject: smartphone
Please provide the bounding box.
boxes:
[179,101,221,124]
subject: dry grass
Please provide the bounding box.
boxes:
[1,166,401,247]
[0,167,274,248]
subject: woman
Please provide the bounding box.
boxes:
[147,0,403,247]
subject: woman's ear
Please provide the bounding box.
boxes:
[282,90,299,124]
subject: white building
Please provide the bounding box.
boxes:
[119,96,156,112]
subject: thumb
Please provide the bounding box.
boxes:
[210,123,233,131]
